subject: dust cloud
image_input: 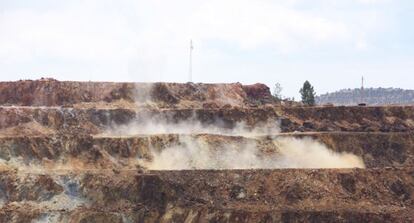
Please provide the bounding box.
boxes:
[140,135,364,170]
[105,116,364,170]
[103,84,366,170]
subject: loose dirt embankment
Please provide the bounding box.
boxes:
[0,79,412,222]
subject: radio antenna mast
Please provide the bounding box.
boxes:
[189,39,193,82]
[361,76,364,104]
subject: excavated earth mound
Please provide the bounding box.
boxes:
[0,79,413,222]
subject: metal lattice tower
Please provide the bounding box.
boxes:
[189,39,193,82]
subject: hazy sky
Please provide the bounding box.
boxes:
[0,0,413,98]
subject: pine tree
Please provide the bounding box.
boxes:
[300,81,316,106]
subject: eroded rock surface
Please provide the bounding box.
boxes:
[0,80,412,222]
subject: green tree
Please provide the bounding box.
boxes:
[299,81,316,106]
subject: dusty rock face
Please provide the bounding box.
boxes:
[0,106,413,137]
[0,80,413,222]
[0,133,412,170]
[0,80,275,108]
[280,106,414,132]
[0,169,412,222]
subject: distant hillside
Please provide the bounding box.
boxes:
[316,88,414,105]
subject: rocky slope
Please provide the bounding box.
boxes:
[0,79,412,222]
[0,79,274,108]
[0,168,412,222]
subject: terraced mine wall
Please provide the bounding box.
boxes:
[0,80,412,222]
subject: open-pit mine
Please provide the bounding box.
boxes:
[0,79,412,222]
